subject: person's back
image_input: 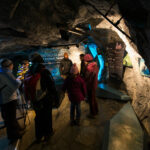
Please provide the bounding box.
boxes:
[62,64,86,126]
[24,64,56,103]
[85,61,99,90]
[84,54,99,117]
[24,53,57,142]
[63,74,86,103]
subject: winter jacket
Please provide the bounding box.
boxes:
[62,74,86,103]
[59,58,72,76]
[0,68,21,104]
[24,64,58,103]
[84,62,99,90]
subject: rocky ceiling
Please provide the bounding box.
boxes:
[0,0,150,68]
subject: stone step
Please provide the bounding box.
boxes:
[102,102,144,150]
[96,83,131,101]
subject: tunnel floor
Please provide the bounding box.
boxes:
[0,95,125,150]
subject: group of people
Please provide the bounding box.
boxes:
[60,52,99,124]
[0,51,99,144]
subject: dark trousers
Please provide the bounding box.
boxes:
[1,100,21,140]
[70,102,81,121]
[34,99,53,139]
[87,89,98,116]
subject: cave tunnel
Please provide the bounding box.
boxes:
[0,0,150,150]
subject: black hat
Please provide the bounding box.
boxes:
[30,53,44,63]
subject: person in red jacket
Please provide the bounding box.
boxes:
[62,64,86,125]
[84,54,99,118]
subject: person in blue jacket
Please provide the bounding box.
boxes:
[0,59,23,144]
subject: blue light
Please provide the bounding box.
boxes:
[140,58,150,77]
[83,37,104,81]
[97,55,104,81]
[84,44,88,49]
[143,69,150,75]
[51,68,60,77]
[87,43,98,59]
[88,24,92,31]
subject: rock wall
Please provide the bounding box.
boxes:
[123,66,150,135]
[93,16,150,135]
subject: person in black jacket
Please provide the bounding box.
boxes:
[80,54,86,78]
[59,52,72,79]
[25,53,58,142]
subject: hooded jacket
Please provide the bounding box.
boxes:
[62,74,86,102]
[84,62,99,90]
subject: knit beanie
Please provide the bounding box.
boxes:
[70,63,79,75]
[84,54,93,62]
[1,59,13,68]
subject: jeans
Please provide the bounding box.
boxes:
[70,102,81,121]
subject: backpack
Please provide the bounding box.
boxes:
[24,72,47,102]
